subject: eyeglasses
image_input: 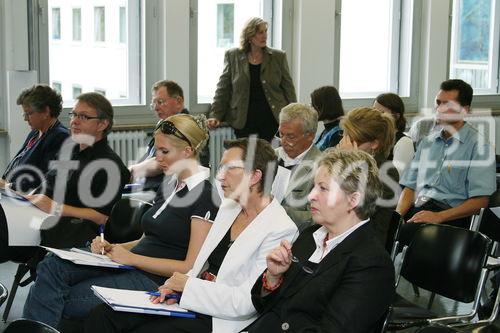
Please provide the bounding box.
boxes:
[69,112,102,121]
[289,230,315,275]
[155,120,191,147]
[274,130,305,143]
[149,99,168,110]
[22,110,35,118]
[216,162,245,176]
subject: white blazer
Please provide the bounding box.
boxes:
[179,198,297,333]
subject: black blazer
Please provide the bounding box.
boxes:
[2,120,69,192]
[247,223,395,333]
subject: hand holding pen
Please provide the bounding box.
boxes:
[147,290,182,305]
[90,233,112,255]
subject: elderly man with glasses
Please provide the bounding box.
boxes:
[127,80,191,192]
[273,102,321,230]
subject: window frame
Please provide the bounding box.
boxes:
[188,0,276,114]
[448,0,500,109]
[335,0,421,113]
[72,7,82,42]
[31,0,164,126]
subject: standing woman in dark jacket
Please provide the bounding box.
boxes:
[310,85,345,151]
[207,17,297,141]
[1,84,69,193]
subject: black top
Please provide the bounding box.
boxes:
[131,178,220,284]
[205,228,233,276]
[237,63,278,141]
[3,120,70,192]
[37,138,131,248]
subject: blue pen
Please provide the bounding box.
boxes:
[146,291,181,301]
[99,225,105,255]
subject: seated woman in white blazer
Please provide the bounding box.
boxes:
[84,137,298,333]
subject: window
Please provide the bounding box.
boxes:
[217,4,234,48]
[94,88,106,96]
[52,8,61,40]
[119,6,126,43]
[194,0,274,105]
[73,8,82,41]
[72,85,82,99]
[46,1,141,107]
[449,0,500,95]
[337,0,410,99]
[52,82,62,94]
[94,6,105,42]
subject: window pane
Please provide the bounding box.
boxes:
[450,0,494,91]
[73,8,82,41]
[72,85,82,99]
[52,8,61,40]
[339,0,393,97]
[217,4,234,48]
[52,82,62,93]
[48,0,141,106]
[197,0,268,104]
[94,6,105,42]
[119,7,126,43]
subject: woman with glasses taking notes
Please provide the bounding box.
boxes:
[22,114,220,330]
[84,138,297,333]
[245,149,395,333]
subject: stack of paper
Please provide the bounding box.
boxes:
[91,286,195,318]
[42,247,135,269]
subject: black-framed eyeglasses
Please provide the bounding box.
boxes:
[155,120,191,147]
[69,112,102,121]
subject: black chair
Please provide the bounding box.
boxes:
[3,319,60,333]
[0,282,8,307]
[388,223,492,331]
[105,197,150,244]
[386,211,404,256]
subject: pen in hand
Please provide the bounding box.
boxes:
[99,225,105,255]
[146,291,181,301]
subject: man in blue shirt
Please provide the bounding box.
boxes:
[396,79,496,228]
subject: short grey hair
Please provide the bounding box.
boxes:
[279,102,318,135]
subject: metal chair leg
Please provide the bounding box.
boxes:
[2,264,29,322]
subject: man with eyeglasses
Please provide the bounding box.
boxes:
[0,92,130,263]
[274,103,321,230]
[128,80,209,192]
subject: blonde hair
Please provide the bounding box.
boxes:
[318,149,383,220]
[340,107,396,158]
[155,114,209,157]
[240,17,268,53]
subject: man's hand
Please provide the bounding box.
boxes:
[408,210,445,224]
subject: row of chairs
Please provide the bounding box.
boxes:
[1,197,149,322]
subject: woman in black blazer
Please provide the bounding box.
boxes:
[1,84,69,193]
[246,149,395,333]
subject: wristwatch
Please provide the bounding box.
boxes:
[53,202,64,216]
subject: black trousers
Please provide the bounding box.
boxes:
[405,199,470,229]
[84,303,212,333]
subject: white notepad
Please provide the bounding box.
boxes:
[42,247,135,269]
[91,286,195,318]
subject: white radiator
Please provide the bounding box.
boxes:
[209,126,235,179]
[108,130,149,165]
[108,127,235,178]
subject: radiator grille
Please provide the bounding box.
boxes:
[108,130,149,165]
[209,126,236,179]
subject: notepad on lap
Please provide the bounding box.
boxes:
[91,286,195,318]
[42,247,135,269]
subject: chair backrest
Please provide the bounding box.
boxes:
[385,211,404,253]
[4,319,61,333]
[0,282,8,307]
[401,224,491,303]
[105,197,149,244]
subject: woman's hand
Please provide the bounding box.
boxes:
[25,194,56,214]
[337,134,358,151]
[105,244,134,265]
[90,236,113,255]
[207,118,220,129]
[150,273,188,305]
[266,240,293,280]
